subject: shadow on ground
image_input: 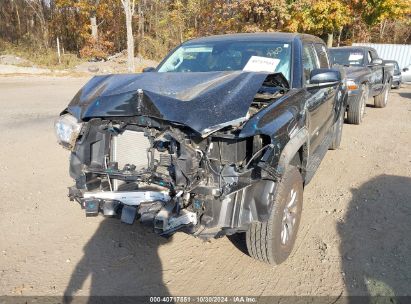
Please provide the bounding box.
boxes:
[398,91,411,99]
[339,175,411,302]
[227,233,249,256]
[64,218,171,302]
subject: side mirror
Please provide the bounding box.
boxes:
[142,67,156,72]
[403,67,409,72]
[309,68,341,86]
[370,58,383,66]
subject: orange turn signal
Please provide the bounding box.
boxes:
[347,80,358,91]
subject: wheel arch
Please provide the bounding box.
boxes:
[225,128,309,228]
[276,127,309,179]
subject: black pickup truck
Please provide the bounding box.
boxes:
[55,33,347,265]
[329,46,393,124]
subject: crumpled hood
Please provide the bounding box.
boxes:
[66,71,280,136]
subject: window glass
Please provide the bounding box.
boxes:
[329,49,364,66]
[314,44,329,68]
[385,62,400,73]
[157,41,292,82]
[302,44,319,84]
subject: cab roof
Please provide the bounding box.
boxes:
[184,32,324,45]
[330,46,377,53]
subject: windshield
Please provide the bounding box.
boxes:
[157,41,292,82]
[329,49,364,66]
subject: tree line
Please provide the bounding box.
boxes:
[1,0,410,63]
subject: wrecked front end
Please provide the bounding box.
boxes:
[56,71,295,238]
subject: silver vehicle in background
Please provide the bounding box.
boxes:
[402,64,411,83]
[384,60,402,89]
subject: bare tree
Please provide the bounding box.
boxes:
[120,0,136,72]
[24,0,49,48]
[90,0,101,41]
[11,0,21,41]
[137,0,144,39]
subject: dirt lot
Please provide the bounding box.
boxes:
[0,76,410,299]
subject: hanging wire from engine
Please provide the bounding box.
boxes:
[196,147,223,190]
[243,143,275,169]
[104,155,113,191]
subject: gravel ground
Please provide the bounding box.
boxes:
[0,64,52,75]
[0,76,410,300]
[0,53,157,75]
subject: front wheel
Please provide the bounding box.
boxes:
[391,81,401,89]
[347,84,368,125]
[246,166,303,265]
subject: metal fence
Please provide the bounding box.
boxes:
[353,43,411,69]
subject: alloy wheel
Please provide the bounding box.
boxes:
[281,188,298,245]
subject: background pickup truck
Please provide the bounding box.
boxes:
[56,32,347,265]
[329,46,393,124]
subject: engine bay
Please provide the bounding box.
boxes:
[64,71,290,238]
[68,115,277,238]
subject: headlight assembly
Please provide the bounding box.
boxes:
[346,79,359,91]
[54,114,83,150]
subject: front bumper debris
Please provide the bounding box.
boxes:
[73,189,197,234]
[83,190,170,206]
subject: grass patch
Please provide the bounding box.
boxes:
[0,40,84,70]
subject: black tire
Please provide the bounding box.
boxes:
[347,84,368,125]
[374,85,389,108]
[329,108,344,150]
[391,81,400,89]
[246,166,303,265]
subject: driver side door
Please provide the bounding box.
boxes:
[303,43,334,153]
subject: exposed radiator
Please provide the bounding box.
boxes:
[111,130,150,171]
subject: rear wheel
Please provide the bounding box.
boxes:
[392,82,401,89]
[347,84,368,125]
[374,85,389,108]
[246,166,303,265]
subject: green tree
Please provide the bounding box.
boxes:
[288,0,351,46]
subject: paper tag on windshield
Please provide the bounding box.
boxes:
[348,54,363,61]
[243,56,280,73]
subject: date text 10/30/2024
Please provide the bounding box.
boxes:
[149,296,257,303]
